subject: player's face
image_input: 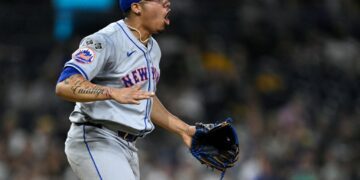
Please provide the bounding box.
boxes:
[140,0,171,33]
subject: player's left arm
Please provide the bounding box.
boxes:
[151,96,195,147]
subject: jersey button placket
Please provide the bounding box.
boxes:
[140,50,151,133]
[145,51,155,132]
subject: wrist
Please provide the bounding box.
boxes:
[105,87,114,100]
[181,125,195,139]
[187,125,196,136]
[181,125,195,148]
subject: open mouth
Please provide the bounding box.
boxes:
[164,9,171,25]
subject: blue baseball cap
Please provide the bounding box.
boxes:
[119,0,141,12]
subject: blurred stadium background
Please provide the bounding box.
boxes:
[0,0,359,179]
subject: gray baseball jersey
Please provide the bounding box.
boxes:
[64,19,161,136]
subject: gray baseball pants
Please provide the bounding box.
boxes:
[65,123,140,180]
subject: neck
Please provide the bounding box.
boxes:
[124,18,151,44]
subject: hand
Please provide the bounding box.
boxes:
[109,84,155,104]
[182,126,196,148]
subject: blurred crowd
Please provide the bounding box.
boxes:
[0,0,359,180]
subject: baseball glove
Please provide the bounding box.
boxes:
[190,118,239,176]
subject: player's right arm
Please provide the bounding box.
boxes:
[55,34,154,104]
[56,74,154,104]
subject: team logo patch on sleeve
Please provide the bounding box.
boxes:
[73,48,96,64]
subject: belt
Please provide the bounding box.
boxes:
[74,122,138,142]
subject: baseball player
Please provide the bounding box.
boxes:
[55,0,196,179]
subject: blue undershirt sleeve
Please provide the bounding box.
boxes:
[57,66,82,83]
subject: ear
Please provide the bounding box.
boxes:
[130,3,142,15]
